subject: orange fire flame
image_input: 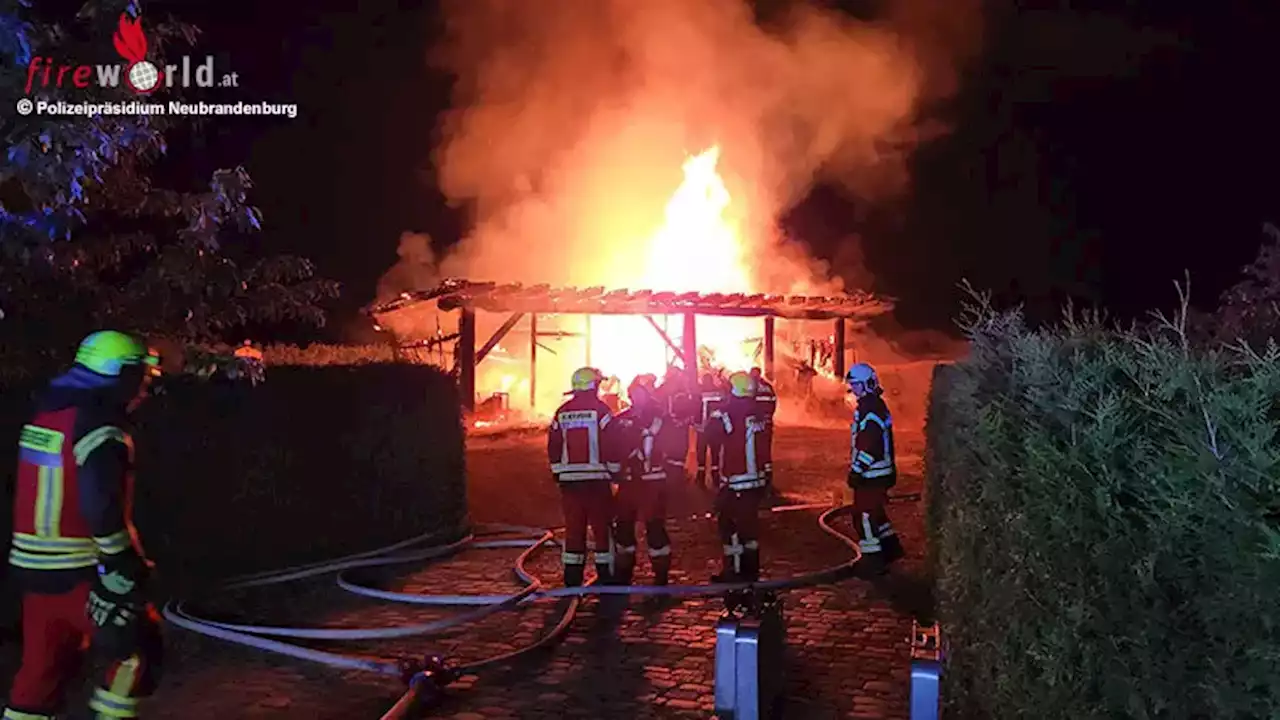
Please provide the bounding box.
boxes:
[564,145,760,403]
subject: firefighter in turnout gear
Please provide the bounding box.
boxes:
[655,367,696,476]
[705,371,772,583]
[845,363,904,574]
[749,367,776,483]
[4,331,164,720]
[610,375,681,585]
[548,367,622,586]
[694,373,726,489]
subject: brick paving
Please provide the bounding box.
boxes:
[0,425,930,719]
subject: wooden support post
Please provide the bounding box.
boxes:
[682,313,698,388]
[584,315,592,366]
[763,316,775,380]
[530,314,538,410]
[458,308,476,411]
[663,316,672,366]
[834,317,846,380]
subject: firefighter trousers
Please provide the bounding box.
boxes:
[851,485,904,567]
[4,581,162,719]
[694,430,722,481]
[612,481,671,584]
[715,487,765,581]
[559,481,615,586]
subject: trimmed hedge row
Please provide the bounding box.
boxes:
[926,308,1280,719]
[1,348,467,602]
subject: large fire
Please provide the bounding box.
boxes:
[443,143,787,418]
[583,146,759,390]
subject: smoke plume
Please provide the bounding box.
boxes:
[376,231,440,299]
[384,0,981,303]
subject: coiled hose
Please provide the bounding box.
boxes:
[161,503,861,715]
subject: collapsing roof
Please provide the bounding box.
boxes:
[367,278,893,321]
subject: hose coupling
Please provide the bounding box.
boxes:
[397,653,457,688]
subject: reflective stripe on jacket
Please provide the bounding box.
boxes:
[548,394,621,482]
[706,398,771,491]
[11,411,134,571]
[850,393,896,487]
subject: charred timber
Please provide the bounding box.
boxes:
[476,313,525,364]
[458,309,476,411]
[398,333,461,350]
[367,279,893,321]
[644,316,686,365]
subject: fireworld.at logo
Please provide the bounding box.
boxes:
[23,12,239,95]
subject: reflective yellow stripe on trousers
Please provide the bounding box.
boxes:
[2,708,56,720]
[89,685,141,718]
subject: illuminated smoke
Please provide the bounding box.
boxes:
[425,0,984,293]
[376,232,440,300]
[377,0,984,413]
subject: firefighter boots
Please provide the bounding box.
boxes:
[651,555,671,586]
[613,555,636,586]
[564,564,585,587]
[740,548,761,583]
[595,561,614,585]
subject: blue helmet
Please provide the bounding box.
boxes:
[845,363,880,398]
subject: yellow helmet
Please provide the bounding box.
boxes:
[728,371,755,398]
[570,367,603,392]
[74,330,160,378]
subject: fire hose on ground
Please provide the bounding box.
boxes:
[160,502,932,718]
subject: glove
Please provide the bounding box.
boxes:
[87,553,148,659]
[847,469,860,488]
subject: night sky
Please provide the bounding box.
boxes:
[154,0,1279,334]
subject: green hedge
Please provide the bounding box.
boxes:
[926,307,1280,719]
[0,352,467,605]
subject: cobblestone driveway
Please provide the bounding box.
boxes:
[0,425,930,719]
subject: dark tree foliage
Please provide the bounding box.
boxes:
[0,0,338,376]
[1201,223,1280,347]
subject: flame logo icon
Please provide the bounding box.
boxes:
[113,13,163,94]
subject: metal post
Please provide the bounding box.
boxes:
[530,314,538,410]
[682,313,698,388]
[763,316,775,380]
[714,616,739,714]
[834,317,846,380]
[458,308,476,411]
[910,620,942,720]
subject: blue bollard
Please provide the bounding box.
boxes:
[909,620,942,720]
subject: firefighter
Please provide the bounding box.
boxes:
[845,363,904,574]
[4,331,164,720]
[705,371,772,582]
[610,375,681,585]
[548,367,621,586]
[749,367,776,483]
[599,374,623,414]
[657,366,695,467]
[693,372,725,489]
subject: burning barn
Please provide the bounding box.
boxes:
[368,279,892,416]
[367,146,894,419]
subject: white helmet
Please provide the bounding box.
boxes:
[845,363,880,398]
